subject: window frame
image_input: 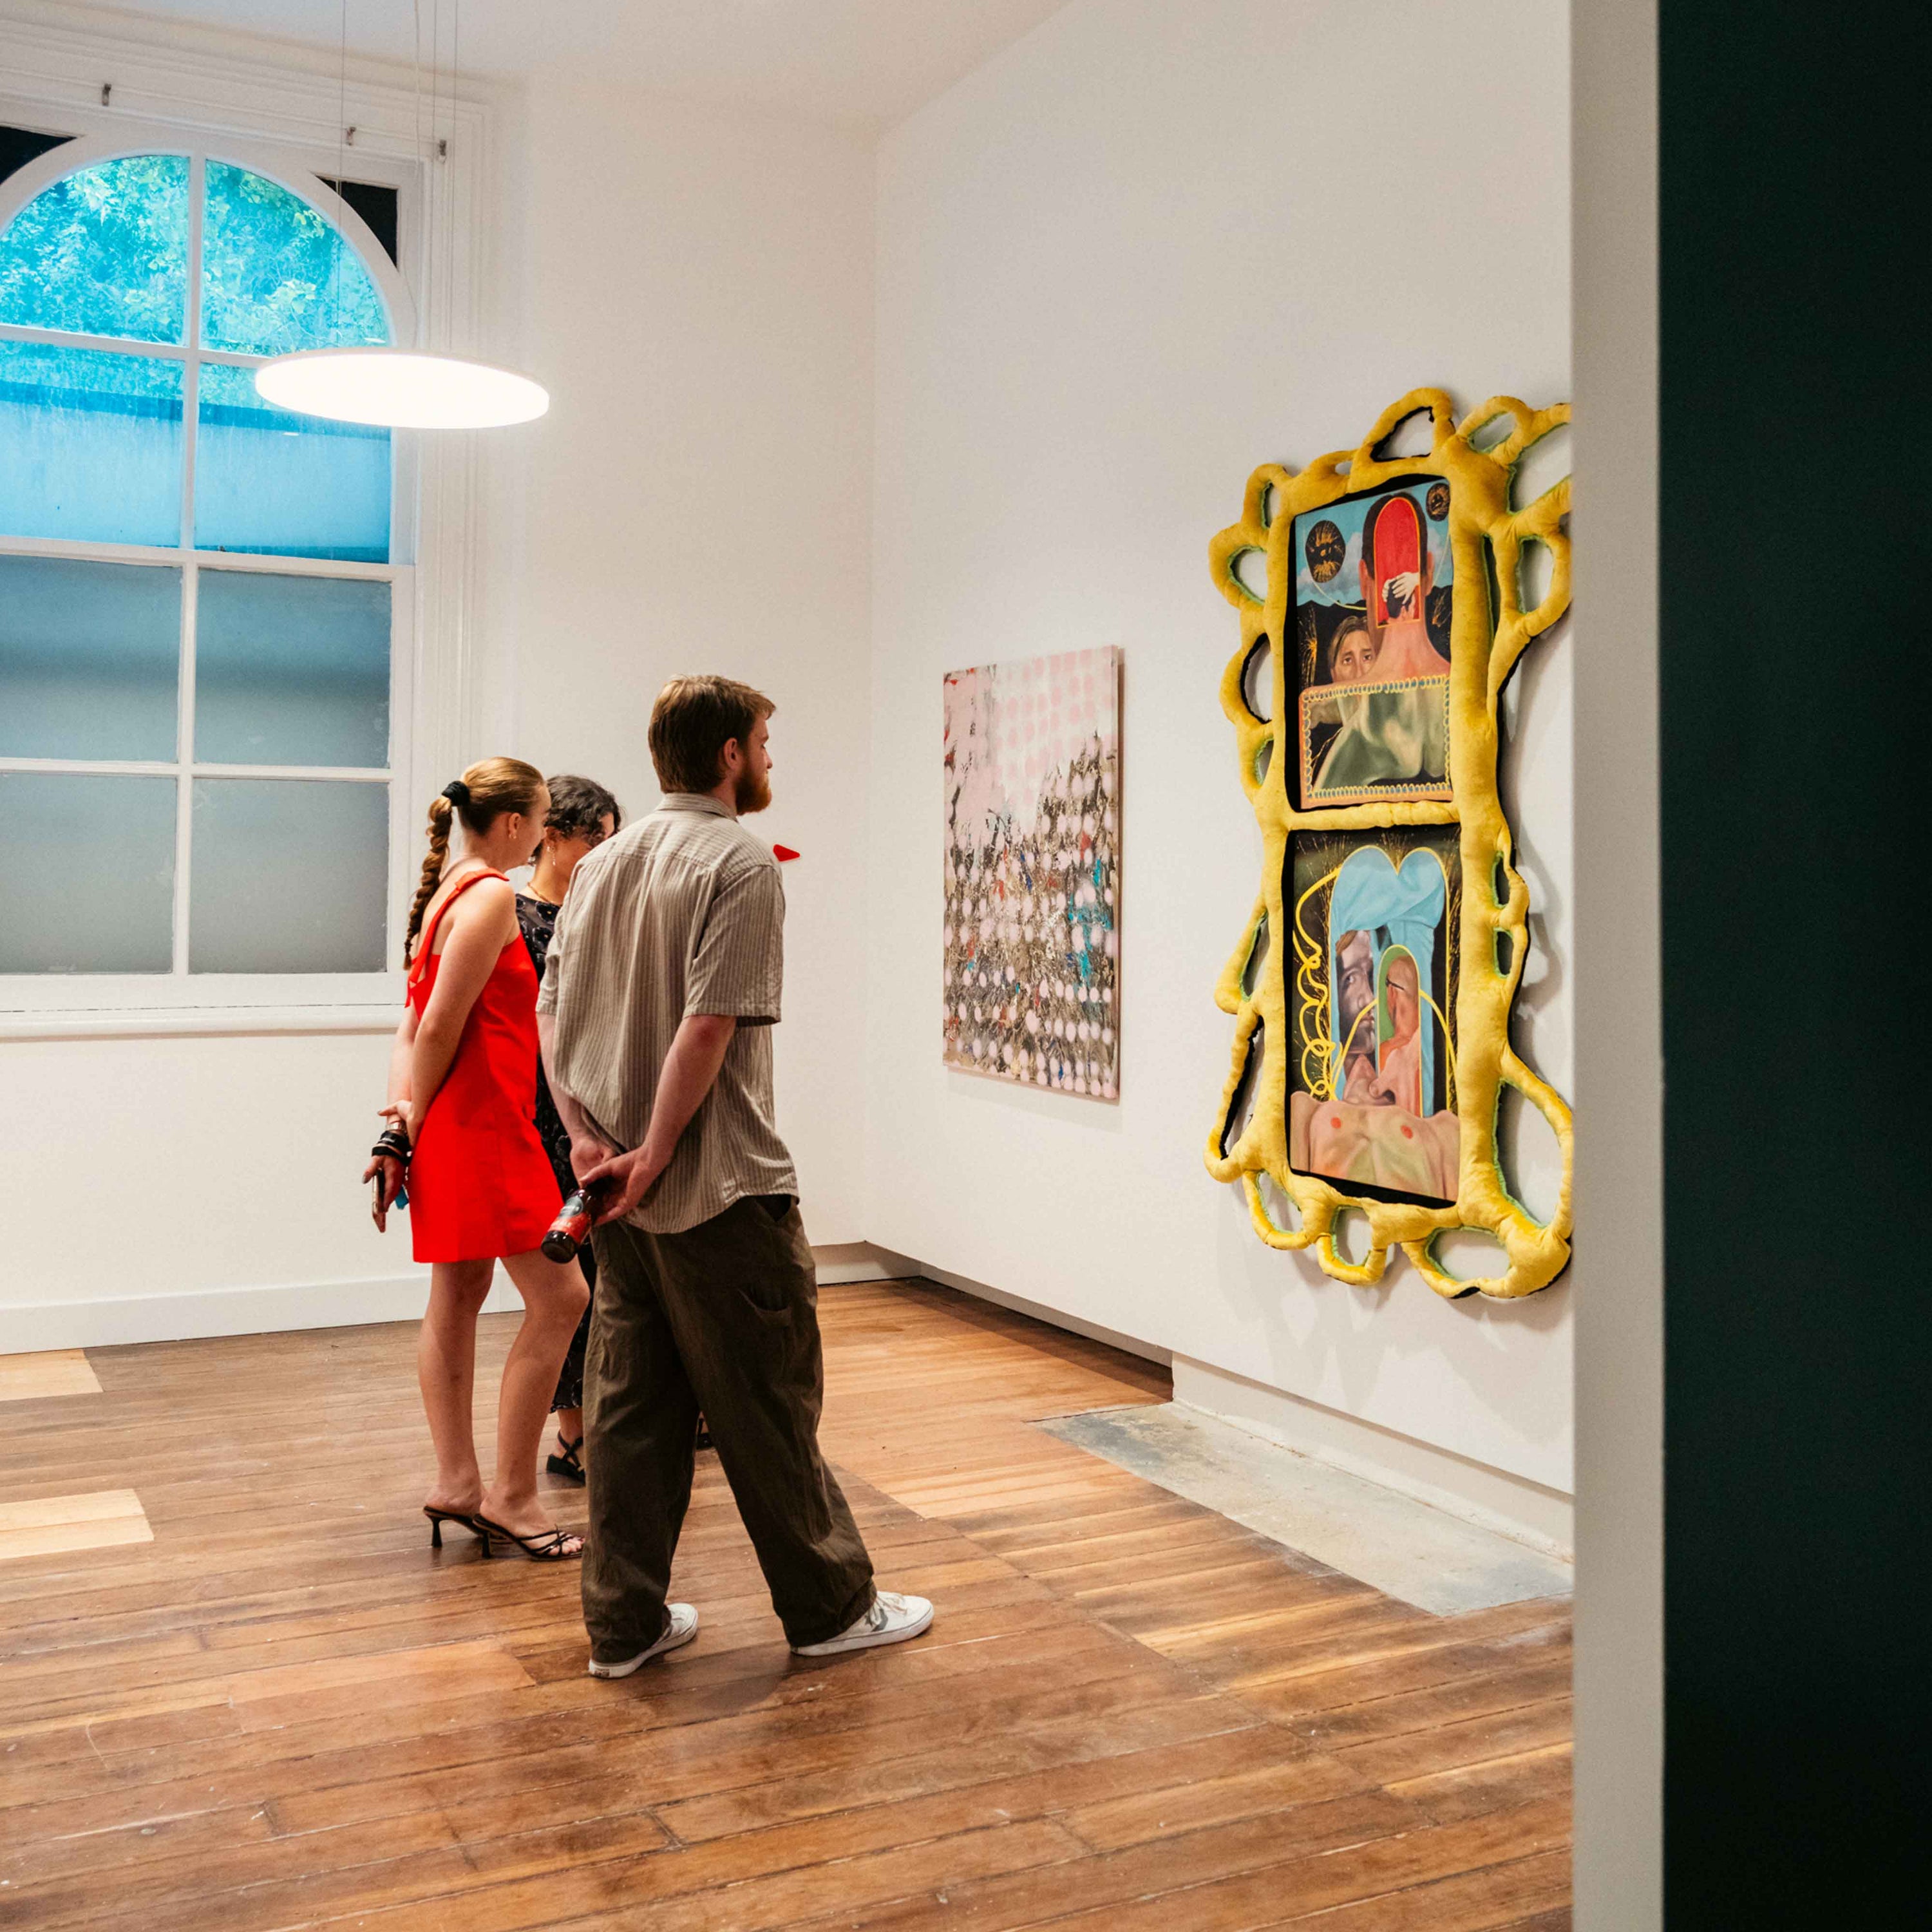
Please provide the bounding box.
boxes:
[0,33,490,1034]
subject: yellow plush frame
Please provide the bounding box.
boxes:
[1205,388,1573,1299]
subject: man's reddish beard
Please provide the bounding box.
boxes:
[733,766,772,815]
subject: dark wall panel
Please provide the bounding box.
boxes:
[1660,0,1923,1921]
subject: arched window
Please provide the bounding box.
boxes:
[0,141,410,983]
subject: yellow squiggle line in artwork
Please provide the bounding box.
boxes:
[1293,865,1341,1097]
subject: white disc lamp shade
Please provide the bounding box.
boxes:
[254,348,550,429]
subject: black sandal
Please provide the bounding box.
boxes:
[473,1513,583,1562]
[546,1433,586,1484]
[424,1505,484,1549]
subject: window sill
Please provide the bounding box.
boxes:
[0,1004,400,1042]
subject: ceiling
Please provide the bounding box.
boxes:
[66,1,1074,130]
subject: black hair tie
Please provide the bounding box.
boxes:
[441,779,471,811]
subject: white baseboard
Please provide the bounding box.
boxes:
[6,1245,905,1352]
[1172,1355,1574,1562]
[813,1242,918,1285]
[901,1260,1173,1368]
[3,1273,451,1352]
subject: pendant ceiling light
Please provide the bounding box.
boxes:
[256,1,548,430]
[256,349,547,427]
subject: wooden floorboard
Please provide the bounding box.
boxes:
[0,1278,1569,1928]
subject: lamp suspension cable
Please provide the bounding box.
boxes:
[254,0,550,430]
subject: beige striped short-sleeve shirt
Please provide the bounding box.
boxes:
[537,793,797,1233]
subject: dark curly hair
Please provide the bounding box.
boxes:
[543,773,621,840]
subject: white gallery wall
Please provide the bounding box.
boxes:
[865,0,1577,1506]
[506,75,876,1244]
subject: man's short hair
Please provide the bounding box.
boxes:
[649,676,775,795]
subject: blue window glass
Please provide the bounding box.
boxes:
[201,162,390,355]
[0,339,184,545]
[3,147,401,983]
[194,569,390,768]
[0,554,182,760]
[194,361,390,562]
[0,773,177,972]
[190,777,388,972]
[0,155,189,345]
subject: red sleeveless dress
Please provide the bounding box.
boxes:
[405,868,564,1264]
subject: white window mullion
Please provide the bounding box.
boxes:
[0,756,180,777]
[0,533,399,579]
[0,321,191,360]
[171,562,198,978]
[181,150,204,552]
[171,153,205,978]
[189,763,392,782]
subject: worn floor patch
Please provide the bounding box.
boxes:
[1039,1403,1571,1616]
[0,1350,103,1403]
[0,1488,151,1564]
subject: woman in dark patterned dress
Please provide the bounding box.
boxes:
[516,774,621,1482]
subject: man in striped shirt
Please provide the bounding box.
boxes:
[538,676,934,1678]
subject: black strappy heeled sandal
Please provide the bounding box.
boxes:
[424,1505,485,1549]
[545,1433,585,1484]
[473,1513,583,1562]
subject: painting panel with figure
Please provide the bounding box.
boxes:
[1287,824,1460,1206]
[942,646,1120,1101]
[1293,475,1454,809]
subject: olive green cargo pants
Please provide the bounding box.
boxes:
[580,1195,875,1656]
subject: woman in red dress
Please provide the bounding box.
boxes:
[365,758,589,1560]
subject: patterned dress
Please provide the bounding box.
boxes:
[517,891,594,1414]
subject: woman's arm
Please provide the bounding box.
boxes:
[536,1008,616,1179]
[384,1005,419,1111]
[407,878,518,1140]
[363,1005,421,1225]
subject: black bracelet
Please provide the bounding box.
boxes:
[371,1126,412,1167]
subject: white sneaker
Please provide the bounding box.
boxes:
[791,1589,934,1657]
[587,1602,698,1678]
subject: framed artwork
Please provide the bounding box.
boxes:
[1293,477,1454,809]
[1283,825,1462,1206]
[1206,389,1573,1299]
[942,645,1120,1101]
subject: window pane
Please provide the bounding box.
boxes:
[0,773,175,972]
[193,571,390,768]
[0,554,181,760]
[0,340,184,545]
[194,362,390,562]
[201,163,390,355]
[190,777,387,972]
[0,155,189,345]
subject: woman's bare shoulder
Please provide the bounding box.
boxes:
[450,874,516,925]
[426,871,516,953]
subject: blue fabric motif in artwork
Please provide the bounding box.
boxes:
[1329,847,1448,1106]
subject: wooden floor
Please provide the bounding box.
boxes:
[0,1282,1571,1930]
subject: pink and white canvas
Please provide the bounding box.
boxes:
[942,646,1121,1100]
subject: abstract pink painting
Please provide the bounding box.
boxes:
[942,646,1121,1101]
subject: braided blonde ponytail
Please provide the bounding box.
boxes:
[404,794,456,964]
[403,757,545,964]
